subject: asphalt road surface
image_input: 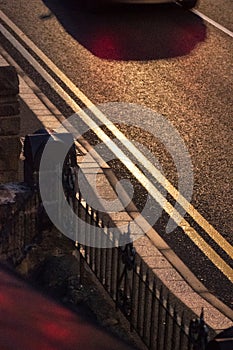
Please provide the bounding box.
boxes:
[0,0,232,309]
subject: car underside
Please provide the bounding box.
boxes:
[84,0,198,10]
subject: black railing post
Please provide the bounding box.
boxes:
[163,294,170,350]
[142,269,151,346]
[105,224,112,293]
[71,169,195,350]
[136,259,143,335]
[149,278,157,350]
[156,285,164,350]
[116,226,136,317]
[179,312,186,350]
[189,308,209,350]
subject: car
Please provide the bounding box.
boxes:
[85,0,198,10]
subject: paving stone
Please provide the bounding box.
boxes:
[1,52,231,338]
[165,280,194,294]
[143,256,172,269]
[192,307,233,330]
[135,242,162,258]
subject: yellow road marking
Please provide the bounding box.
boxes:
[1,10,232,282]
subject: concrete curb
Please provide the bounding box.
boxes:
[1,46,232,335]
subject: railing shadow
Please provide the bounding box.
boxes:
[41,1,206,61]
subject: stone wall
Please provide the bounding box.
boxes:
[0,183,36,264]
[0,66,21,182]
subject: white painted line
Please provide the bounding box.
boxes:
[192,9,233,38]
[0,11,232,282]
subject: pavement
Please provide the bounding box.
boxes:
[0,44,232,348]
[0,49,138,350]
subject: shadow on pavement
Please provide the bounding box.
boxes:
[41,1,206,61]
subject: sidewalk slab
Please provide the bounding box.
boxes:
[0,48,232,337]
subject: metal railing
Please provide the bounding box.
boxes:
[0,178,209,349]
[2,130,210,350]
[71,186,208,350]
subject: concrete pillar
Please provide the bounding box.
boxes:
[0,66,21,182]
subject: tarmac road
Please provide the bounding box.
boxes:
[0,0,232,309]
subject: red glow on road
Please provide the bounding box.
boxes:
[90,33,122,60]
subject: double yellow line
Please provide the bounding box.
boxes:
[0,10,232,282]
